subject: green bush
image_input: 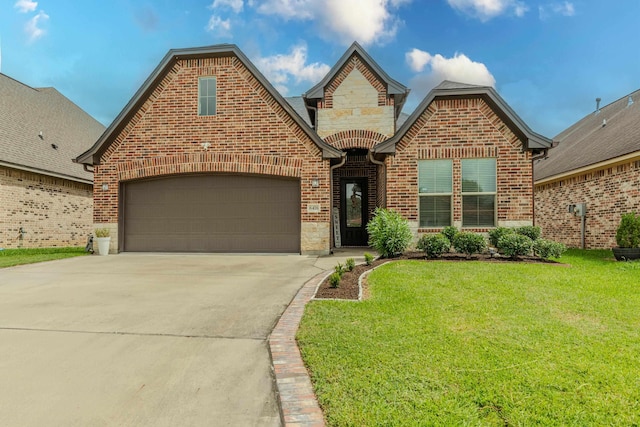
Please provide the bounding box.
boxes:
[516,225,541,241]
[615,212,640,248]
[364,252,374,266]
[334,262,345,277]
[417,234,451,258]
[498,234,533,259]
[366,208,413,258]
[452,232,486,258]
[488,227,514,247]
[533,239,567,260]
[329,272,341,288]
[441,226,459,244]
[345,258,356,272]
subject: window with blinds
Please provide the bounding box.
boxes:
[461,158,496,227]
[418,160,452,227]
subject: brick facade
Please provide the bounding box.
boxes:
[93,56,331,254]
[386,97,534,237]
[535,159,640,248]
[0,165,92,248]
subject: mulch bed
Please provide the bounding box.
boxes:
[314,251,564,301]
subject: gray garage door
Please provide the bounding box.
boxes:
[122,174,300,253]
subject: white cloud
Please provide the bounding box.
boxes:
[14,0,37,13]
[254,44,330,95]
[255,0,411,45]
[210,0,244,13]
[539,2,575,19]
[25,10,49,42]
[406,48,432,73]
[446,0,527,21]
[206,15,232,35]
[407,50,495,99]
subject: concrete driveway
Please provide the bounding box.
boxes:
[0,253,324,426]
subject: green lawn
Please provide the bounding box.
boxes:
[0,247,88,268]
[298,250,640,426]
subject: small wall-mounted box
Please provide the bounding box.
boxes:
[307,204,321,213]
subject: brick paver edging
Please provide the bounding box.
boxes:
[268,270,331,427]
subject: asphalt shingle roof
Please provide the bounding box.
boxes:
[0,73,105,182]
[534,89,640,181]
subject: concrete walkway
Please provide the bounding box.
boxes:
[0,253,328,427]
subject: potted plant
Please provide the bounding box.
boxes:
[612,212,640,261]
[94,228,111,256]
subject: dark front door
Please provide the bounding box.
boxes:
[340,178,368,246]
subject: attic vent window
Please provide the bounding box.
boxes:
[198,77,217,116]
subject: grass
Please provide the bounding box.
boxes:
[297,250,640,426]
[0,247,88,268]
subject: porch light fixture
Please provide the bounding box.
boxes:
[311,178,320,188]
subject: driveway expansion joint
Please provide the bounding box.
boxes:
[0,327,264,341]
[268,271,327,427]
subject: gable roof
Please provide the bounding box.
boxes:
[0,73,105,183]
[76,45,342,165]
[303,41,409,115]
[534,89,640,182]
[285,96,312,126]
[373,80,553,154]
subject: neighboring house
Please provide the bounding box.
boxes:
[76,43,552,254]
[0,73,105,249]
[535,90,640,249]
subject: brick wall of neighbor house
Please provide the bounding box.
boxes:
[0,165,92,249]
[535,160,640,248]
[93,55,332,254]
[386,97,534,238]
[316,56,395,139]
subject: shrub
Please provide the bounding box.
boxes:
[329,272,341,288]
[345,258,356,272]
[615,212,640,248]
[417,234,451,258]
[364,252,374,266]
[516,225,541,241]
[498,234,533,259]
[452,232,486,258]
[441,226,458,244]
[94,228,110,238]
[334,262,345,277]
[533,239,567,260]
[488,227,514,247]
[366,208,413,258]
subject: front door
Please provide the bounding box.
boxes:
[340,178,368,246]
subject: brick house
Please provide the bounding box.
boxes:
[76,43,552,254]
[535,90,640,249]
[0,73,105,249]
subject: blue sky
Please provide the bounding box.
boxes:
[1,0,638,137]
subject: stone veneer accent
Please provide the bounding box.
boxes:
[93,55,332,254]
[0,165,92,248]
[535,159,640,248]
[386,97,534,237]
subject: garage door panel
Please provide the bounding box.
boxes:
[123,174,300,252]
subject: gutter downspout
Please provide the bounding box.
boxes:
[329,153,347,250]
[530,148,549,226]
[369,150,386,208]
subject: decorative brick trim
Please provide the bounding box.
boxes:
[418,146,499,159]
[396,103,436,152]
[323,129,387,150]
[117,153,303,181]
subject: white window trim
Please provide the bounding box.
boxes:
[461,158,497,228]
[418,160,453,228]
[198,76,217,117]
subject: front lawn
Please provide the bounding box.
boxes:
[0,247,88,268]
[298,250,640,425]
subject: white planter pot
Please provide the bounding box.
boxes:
[95,237,111,256]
